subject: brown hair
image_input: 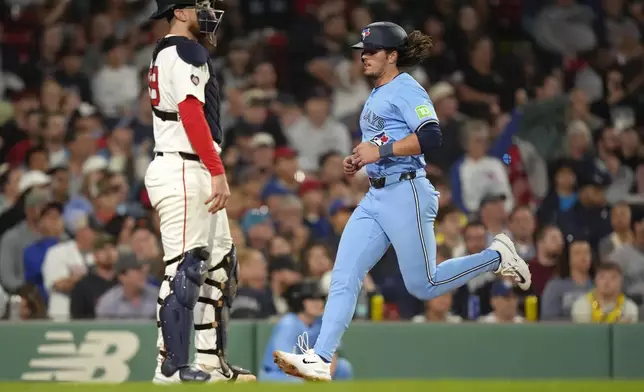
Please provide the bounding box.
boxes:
[18,284,47,320]
[396,30,433,68]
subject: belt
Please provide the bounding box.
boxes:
[155,151,200,162]
[369,169,425,189]
[152,106,178,122]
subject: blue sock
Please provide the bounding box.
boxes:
[319,355,331,363]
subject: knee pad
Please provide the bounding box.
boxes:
[172,247,210,308]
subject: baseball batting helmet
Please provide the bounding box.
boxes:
[150,0,225,45]
[352,21,408,51]
[285,280,326,313]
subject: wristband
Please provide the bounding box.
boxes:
[379,143,394,158]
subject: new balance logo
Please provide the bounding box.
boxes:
[21,330,139,382]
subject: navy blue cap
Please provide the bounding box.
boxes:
[149,0,194,20]
[352,21,408,50]
[490,280,515,297]
[328,199,356,216]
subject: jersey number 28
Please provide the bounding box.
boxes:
[148,66,160,106]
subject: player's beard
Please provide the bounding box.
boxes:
[189,21,203,41]
[364,67,384,80]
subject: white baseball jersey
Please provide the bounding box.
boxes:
[148,35,221,154]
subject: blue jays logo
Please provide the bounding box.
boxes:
[361,28,370,41]
[369,132,390,147]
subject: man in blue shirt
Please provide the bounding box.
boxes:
[260,280,352,382]
[273,22,532,381]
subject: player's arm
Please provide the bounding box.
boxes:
[172,42,229,212]
[384,90,442,158]
[172,42,225,178]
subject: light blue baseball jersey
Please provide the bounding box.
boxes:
[359,72,438,178]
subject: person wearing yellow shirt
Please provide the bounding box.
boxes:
[571,262,638,323]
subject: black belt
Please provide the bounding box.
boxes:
[152,106,178,122]
[369,171,417,189]
[155,152,200,162]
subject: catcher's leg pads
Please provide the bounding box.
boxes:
[160,247,211,380]
[208,245,238,306]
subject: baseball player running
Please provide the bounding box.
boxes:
[273,22,532,381]
[145,0,254,383]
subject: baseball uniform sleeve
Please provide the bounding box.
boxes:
[392,85,439,132]
[171,59,210,104]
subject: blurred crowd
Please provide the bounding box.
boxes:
[0,0,643,325]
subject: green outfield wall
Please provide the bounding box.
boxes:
[0,321,641,382]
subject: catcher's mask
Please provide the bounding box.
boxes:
[150,0,225,45]
[196,0,225,45]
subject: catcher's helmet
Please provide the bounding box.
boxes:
[352,21,407,51]
[285,280,326,313]
[150,0,225,45]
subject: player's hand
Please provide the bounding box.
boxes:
[206,174,230,213]
[352,142,380,166]
[342,155,359,176]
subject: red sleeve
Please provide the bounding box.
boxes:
[178,95,224,176]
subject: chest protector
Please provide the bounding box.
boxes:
[150,36,223,145]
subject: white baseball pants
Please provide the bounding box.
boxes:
[145,152,232,368]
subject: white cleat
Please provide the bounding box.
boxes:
[152,365,180,384]
[272,333,331,382]
[490,233,532,290]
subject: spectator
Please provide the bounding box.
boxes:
[508,206,537,261]
[262,147,299,209]
[571,262,638,323]
[23,201,66,300]
[434,204,466,258]
[48,166,70,205]
[42,212,97,320]
[326,199,355,257]
[0,166,22,214]
[425,82,465,176]
[479,193,510,243]
[70,234,118,319]
[451,120,514,214]
[528,225,565,297]
[17,284,48,320]
[302,242,333,279]
[0,170,52,236]
[298,179,332,240]
[538,160,578,226]
[273,195,310,258]
[269,255,302,315]
[95,252,157,320]
[318,151,345,186]
[54,46,92,103]
[598,202,634,262]
[478,280,525,323]
[608,216,644,302]
[412,292,463,323]
[453,221,494,318]
[230,248,275,319]
[242,208,275,251]
[92,36,139,121]
[284,91,351,172]
[453,36,508,117]
[0,187,51,294]
[541,239,594,320]
[42,113,68,168]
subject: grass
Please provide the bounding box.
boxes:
[2,380,644,392]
